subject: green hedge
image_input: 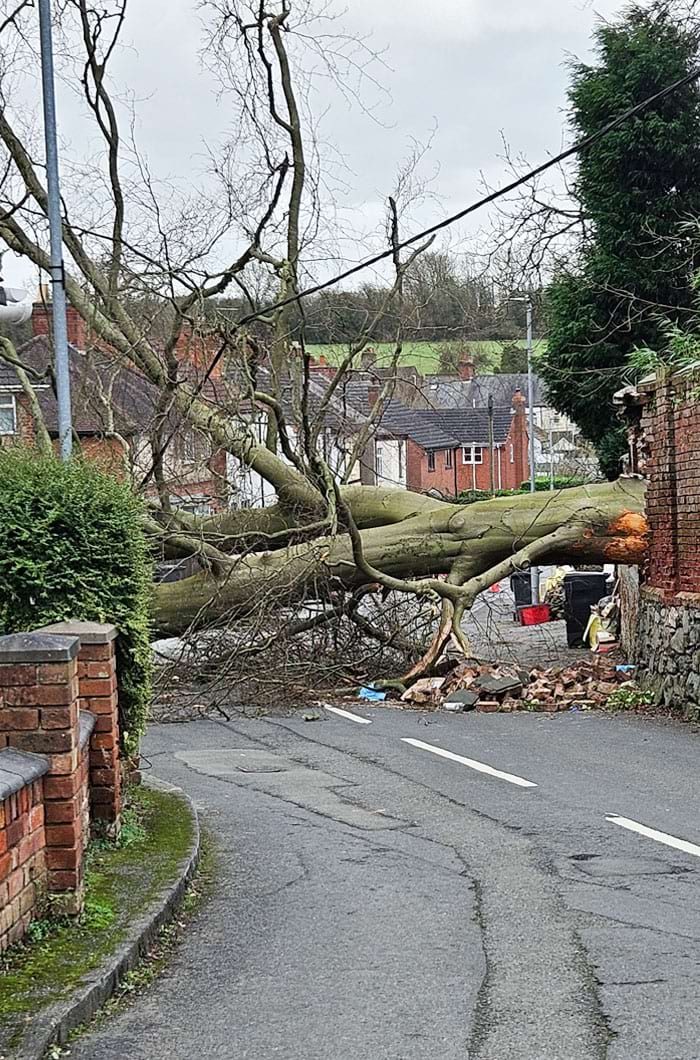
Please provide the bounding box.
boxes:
[0,451,152,753]
[458,476,592,504]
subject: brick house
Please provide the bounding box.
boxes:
[369,390,530,497]
[615,363,700,716]
[0,299,228,513]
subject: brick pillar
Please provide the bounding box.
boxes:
[0,632,84,912]
[38,622,121,834]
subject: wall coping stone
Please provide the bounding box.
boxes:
[0,747,49,800]
[0,632,80,663]
[38,621,118,645]
[641,586,700,611]
[78,711,96,751]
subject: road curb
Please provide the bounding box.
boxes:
[12,782,201,1060]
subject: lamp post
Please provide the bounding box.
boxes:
[38,0,72,459]
[509,294,540,604]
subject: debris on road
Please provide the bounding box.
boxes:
[401,677,446,705]
[441,657,636,716]
[358,685,388,702]
[392,656,640,714]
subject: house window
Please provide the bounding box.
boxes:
[462,445,483,465]
[510,444,514,464]
[445,449,453,469]
[398,442,404,481]
[0,393,16,435]
[183,431,203,464]
[375,446,384,478]
[427,451,436,472]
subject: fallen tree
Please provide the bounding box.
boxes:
[153,478,647,636]
[0,2,649,692]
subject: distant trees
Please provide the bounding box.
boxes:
[273,252,543,346]
[543,2,700,477]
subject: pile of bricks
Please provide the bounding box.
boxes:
[440,657,633,713]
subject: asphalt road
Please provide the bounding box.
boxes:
[71,707,700,1060]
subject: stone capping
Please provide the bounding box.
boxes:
[37,621,118,645]
[78,711,96,752]
[0,747,49,801]
[0,632,80,663]
[641,586,700,610]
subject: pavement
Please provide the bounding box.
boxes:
[70,706,700,1060]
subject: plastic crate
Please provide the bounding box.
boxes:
[518,604,551,626]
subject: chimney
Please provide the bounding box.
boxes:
[361,346,376,370]
[367,384,380,409]
[32,285,89,349]
[457,355,476,381]
[174,327,224,380]
[511,387,526,414]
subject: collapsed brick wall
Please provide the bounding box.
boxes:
[630,367,700,716]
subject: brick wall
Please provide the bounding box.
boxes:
[0,623,123,948]
[623,365,700,717]
[0,754,48,951]
[640,369,700,596]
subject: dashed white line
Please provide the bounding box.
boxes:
[606,815,700,858]
[401,738,537,788]
[323,705,372,725]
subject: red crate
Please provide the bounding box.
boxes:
[518,604,552,626]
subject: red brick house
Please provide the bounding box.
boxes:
[0,300,228,513]
[371,390,530,497]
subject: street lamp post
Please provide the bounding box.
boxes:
[38,0,72,460]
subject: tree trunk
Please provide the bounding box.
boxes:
[152,479,646,635]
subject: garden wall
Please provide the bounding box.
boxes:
[623,365,700,717]
[0,622,122,951]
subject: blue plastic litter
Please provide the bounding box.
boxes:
[615,665,636,673]
[358,686,387,702]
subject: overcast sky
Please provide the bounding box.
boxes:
[6,0,631,290]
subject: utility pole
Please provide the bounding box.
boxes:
[488,395,495,497]
[526,297,539,604]
[39,0,72,459]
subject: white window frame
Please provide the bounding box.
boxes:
[427,451,436,472]
[462,445,483,465]
[445,449,453,469]
[0,392,16,436]
[375,445,384,478]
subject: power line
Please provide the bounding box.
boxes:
[143,63,700,487]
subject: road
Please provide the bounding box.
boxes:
[71,706,700,1060]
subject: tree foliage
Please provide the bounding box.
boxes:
[0,451,152,752]
[543,2,700,477]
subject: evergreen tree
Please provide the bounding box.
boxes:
[543,3,700,477]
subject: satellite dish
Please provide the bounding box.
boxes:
[0,285,32,325]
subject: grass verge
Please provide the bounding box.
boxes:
[0,786,195,1053]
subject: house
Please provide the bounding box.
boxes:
[0,298,228,514]
[357,390,529,497]
[424,355,576,431]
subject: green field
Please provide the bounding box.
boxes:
[307,339,547,374]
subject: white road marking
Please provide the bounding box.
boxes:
[606,815,700,858]
[323,705,372,725]
[401,738,537,788]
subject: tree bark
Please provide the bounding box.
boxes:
[152,478,646,635]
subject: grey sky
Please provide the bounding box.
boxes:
[6,0,628,290]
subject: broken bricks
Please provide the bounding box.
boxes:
[433,654,632,715]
